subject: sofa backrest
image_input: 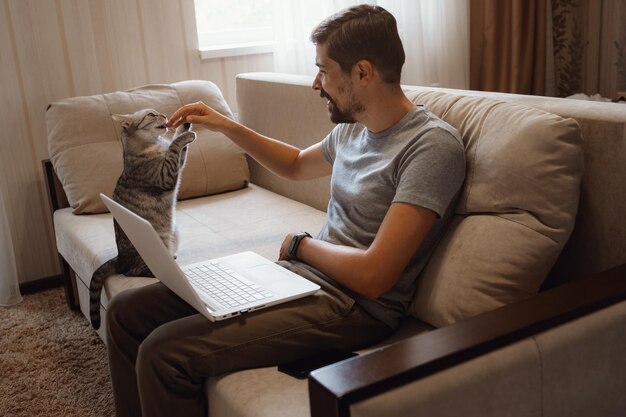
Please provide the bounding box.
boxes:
[236,72,626,322]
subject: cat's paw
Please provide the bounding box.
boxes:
[176,131,196,145]
[175,122,192,135]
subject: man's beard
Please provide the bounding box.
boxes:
[320,87,364,124]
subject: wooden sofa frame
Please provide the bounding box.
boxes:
[43,159,78,310]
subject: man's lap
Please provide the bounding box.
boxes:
[108,276,391,377]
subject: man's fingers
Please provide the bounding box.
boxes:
[167,102,214,128]
[166,111,185,127]
[185,115,200,124]
[167,103,199,127]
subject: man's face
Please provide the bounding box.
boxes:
[312,44,365,124]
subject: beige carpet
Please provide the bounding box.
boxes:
[0,287,114,417]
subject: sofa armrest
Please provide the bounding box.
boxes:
[308,263,626,417]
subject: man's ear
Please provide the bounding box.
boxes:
[355,60,374,82]
[112,114,132,129]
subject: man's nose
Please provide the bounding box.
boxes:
[312,74,321,90]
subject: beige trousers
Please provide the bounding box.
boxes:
[106,263,392,417]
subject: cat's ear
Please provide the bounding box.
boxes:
[112,114,133,129]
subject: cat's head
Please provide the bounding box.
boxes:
[112,109,168,152]
[112,109,168,134]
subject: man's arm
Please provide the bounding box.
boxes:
[280,202,437,299]
[167,101,332,181]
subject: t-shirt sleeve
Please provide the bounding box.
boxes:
[393,127,466,218]
[321,125,344,164]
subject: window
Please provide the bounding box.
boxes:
[194,0,274,59]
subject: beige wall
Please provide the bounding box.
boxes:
[0,0,273,283]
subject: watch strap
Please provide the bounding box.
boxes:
[288,232,311,259]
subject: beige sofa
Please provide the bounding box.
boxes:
[44,72,626,417]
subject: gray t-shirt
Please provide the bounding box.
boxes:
[296,106,465,329]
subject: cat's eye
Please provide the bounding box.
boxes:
[148,112,157,117]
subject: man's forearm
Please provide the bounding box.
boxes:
[220,120,302,180]
[296,237,400,300]
[167,101,330,181]
[290,203,437,300]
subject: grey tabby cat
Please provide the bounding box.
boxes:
[89,108,196,329]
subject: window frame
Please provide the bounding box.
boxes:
[194,1,274,60]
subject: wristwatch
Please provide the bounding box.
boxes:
[288,232,311,259]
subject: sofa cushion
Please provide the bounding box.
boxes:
[208,368,309,417]
[46,80,249,214]
[205,318,432,417]
[407,91,584,327]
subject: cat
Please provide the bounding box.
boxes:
[88,108,196,329]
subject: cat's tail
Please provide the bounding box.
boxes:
[89,258,117,330]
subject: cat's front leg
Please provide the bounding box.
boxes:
[159,129,196,189]
[172,131,195,171]
[172,127,196,167]
[180,143,190,170]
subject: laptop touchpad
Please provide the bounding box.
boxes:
[245,264,291,284]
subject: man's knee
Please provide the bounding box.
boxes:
[107,288,137,329]
[137,329,201,393]
[106,285,155,336]
[136,334,163,372]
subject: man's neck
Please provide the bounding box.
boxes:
[358,86,415,133]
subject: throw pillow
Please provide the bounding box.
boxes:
[407,90,584,327]
[47,80,249,214]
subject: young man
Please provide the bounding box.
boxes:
[106,5,465,417]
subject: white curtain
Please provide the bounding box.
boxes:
[0,191,22,306]
[272,0,469,89]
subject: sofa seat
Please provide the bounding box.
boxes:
[53,183,328,339]
[206,317,433,417]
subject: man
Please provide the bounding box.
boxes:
[106,4,465,417]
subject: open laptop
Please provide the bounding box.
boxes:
[100,194,320,321]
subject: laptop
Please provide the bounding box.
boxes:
[100,194,320,321]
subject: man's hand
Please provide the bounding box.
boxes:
[167,101,233,132]
[279,232,299,261]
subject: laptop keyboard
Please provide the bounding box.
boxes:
[183,262,273,309]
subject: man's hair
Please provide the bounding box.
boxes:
[310,4,405,84]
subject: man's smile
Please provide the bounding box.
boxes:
[320,89,336,108]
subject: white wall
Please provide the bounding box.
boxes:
[0,0,273,283]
